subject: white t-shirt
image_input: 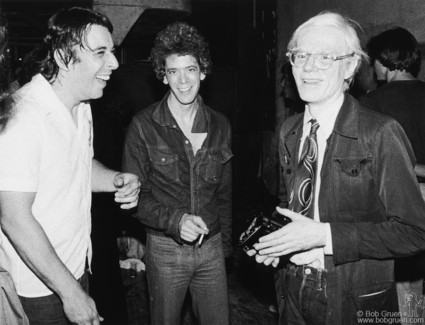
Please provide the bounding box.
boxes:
[0,74,93,297]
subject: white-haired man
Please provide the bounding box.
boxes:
[248,11,425,325]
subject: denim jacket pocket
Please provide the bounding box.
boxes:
[205,148,233,184]
[334,157,371,177]
[148,148,180,182]
[351,281,397,315]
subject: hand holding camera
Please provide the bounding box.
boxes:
[238,210,292,253]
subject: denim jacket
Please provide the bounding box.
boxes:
[277,95,425,324]
[123,93,233,257]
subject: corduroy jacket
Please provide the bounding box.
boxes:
[276,94,425,325]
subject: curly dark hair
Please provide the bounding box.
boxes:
[150,22,212,80]
[367,27,421,77]
[18,7,113,85]
[0,12,15,133]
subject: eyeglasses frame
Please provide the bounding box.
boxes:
[286,51,355,69]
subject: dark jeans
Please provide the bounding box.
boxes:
[277,263,327,325]
[146,232,229,325]
[19,272,89,325]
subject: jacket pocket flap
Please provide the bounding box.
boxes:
[208,149,233,164]
[334,157,370,177]
[149,150,178,165]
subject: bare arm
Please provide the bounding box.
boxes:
[0,191,101,325]
[92,159,140,209]
[91,159,119,192]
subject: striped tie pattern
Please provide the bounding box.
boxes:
[288,119,319,218]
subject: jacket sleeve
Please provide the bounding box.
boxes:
[331,119,425,265]
[217,121,233,258]
[122,118,187,243]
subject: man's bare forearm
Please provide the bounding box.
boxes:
[0,191,82,298]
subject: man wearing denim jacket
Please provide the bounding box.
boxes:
[122,22,232,325]
[249,11,425,325]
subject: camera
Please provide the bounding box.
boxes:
[238,211,292,252]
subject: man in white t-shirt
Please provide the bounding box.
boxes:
[0,7,140,325]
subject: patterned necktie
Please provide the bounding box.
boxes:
[288,119,320,218]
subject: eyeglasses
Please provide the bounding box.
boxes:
[286,51,355,70]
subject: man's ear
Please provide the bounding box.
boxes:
[344,57,359,81]
[53,49,70,71]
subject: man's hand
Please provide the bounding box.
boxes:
[113,173,141,209]
[253,207,327,257]
[179,214,209,242]
[290,250,321,266]
[62,285,103,325]
[246,249,280,267]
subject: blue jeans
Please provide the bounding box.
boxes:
[146,233,229,325]
[19,272,89,325]
[277,264,327,325]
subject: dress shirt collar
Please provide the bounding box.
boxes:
[303,93,344,139]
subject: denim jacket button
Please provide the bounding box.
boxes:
[351,168,359,176]
[305,268,311,275]
[286,169,292,174]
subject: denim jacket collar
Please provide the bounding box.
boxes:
[151,91,209,133]
[332,94,359,140]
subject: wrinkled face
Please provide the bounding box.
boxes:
[67,24,119,103]
[291,25,357,108]
[163,54,205,108]
[373,60,387,81]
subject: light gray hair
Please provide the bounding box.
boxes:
[288,11,368,89]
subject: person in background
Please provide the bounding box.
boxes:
[360,26,425,321]
[0,7,140,325]
[0,11,29,325]
[360,27,425,179]
[248,11,425,325]
[122,22,233,325]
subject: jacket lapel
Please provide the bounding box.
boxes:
[332,94,359,140]
[283,114,304,163]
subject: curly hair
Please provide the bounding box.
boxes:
[150,22,212,80]
[18,7,113,85]
[0,12,15,133]
[366,27,421,78]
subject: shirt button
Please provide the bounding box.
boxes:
[286,169,291,174]
[305,268,311,275]
[351,168,359,176]
[161,158,165,162]
[185,140,189,145]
